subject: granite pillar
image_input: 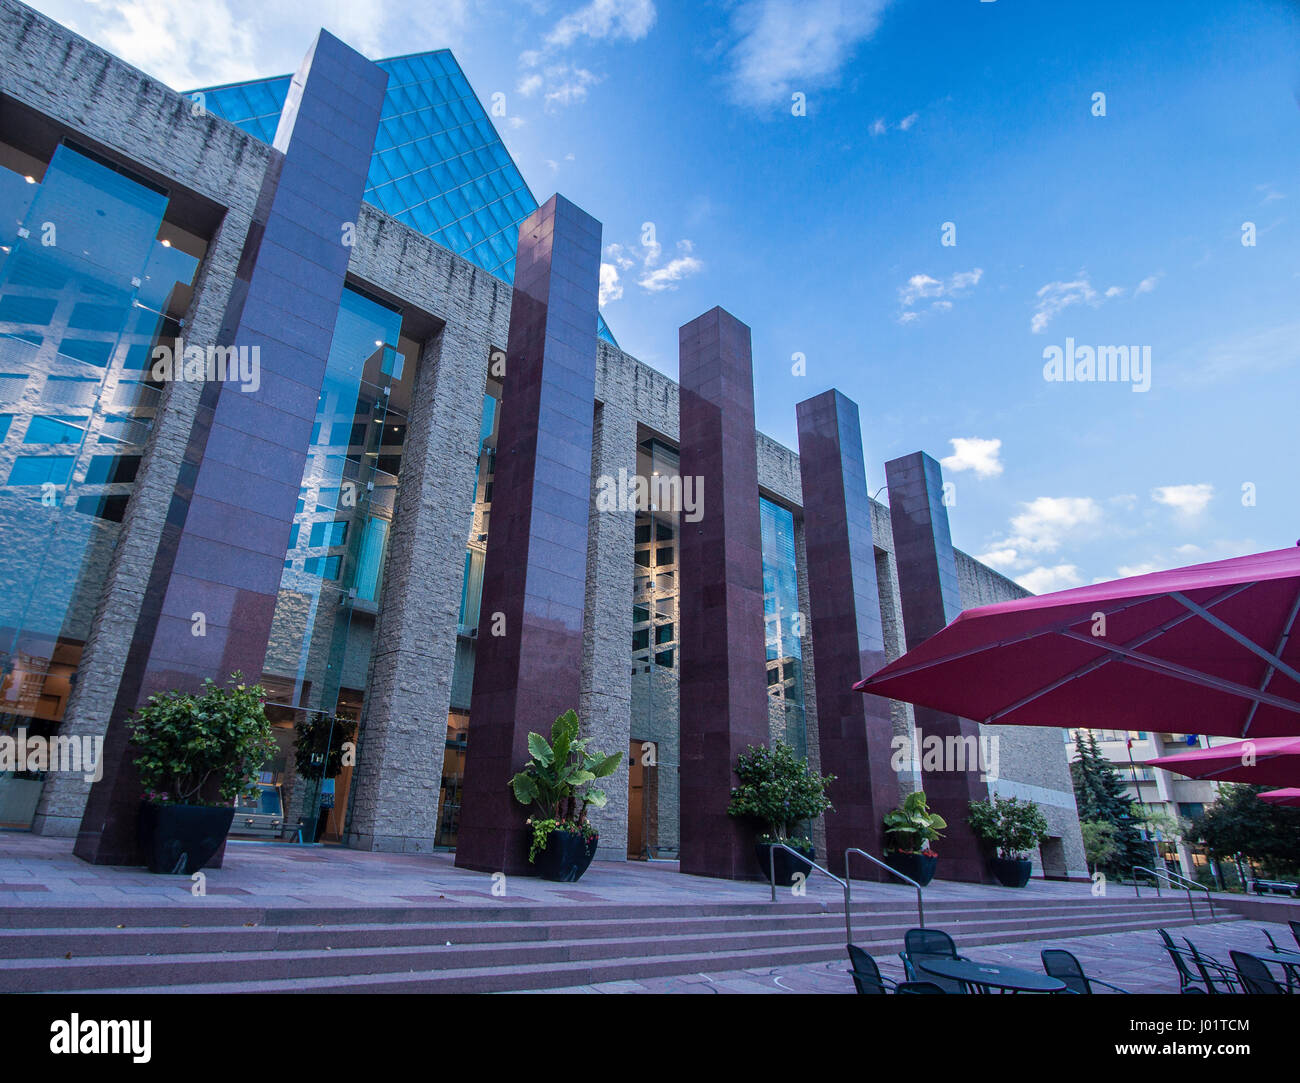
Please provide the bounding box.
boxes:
[454,195,603,875]
[73,31,387,865]
[677,307,770,880]
[796,389,898,876]
[885,451,992,883]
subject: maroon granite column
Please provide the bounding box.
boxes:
[796,389,898,876]
[454,195,603,874]
[73,32,387,864]
[677,308,771,880]
[885,451,992,883]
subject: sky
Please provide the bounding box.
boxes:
[28,0,1300,594]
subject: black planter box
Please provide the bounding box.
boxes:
[990,856,1033,888]
[138,802,235,875]
[755,842,816,885]
[883,850,938,887]
[532,830,598,882]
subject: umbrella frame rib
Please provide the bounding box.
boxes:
[1240,584,1300,737]
[1054,628,1300,717]
[980,585,1251,724]
[1170,588,1300,691]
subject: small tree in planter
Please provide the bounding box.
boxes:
[727,740,834,884]
[967,795,1050,887]
[130,674,277,874]
[883,791,947,886]
[509,709,622,882]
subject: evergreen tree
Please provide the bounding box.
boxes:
[1069,729,1153,874]
[1191,784,1300,879]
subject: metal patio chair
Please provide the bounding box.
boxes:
[1182,936,1244,994]
[896,981,947,994]
[899,928,969,994]
[1230,950,1289,995]
[847,943,896,995]
[1157,928,1212,993]
[1040,948,1130,994]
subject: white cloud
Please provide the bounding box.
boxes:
[599,262,623,306]
[41,0,473,90]
[541,64,601,108]
[608,236,702,294]
[1116,561,1162,578]
[1017,564,1084,594]
[940,437,1003,479]
[722,0,892,107]
[996,496,1103,556]
[897,112,918,130]
[869,117,887,136]
[545,0,657,48]
[1151,483,1213,518]
[1030,275,1099,334]
[1030,271,1162,332]
[638,242,703,292]
[976,548,1019,570]
[897,268,982,322]
[517,72,544,97]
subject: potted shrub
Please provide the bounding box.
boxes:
[131,674,277,874]
[883,791,946,886]
[967,795,1050,888]
[509,709,622,882]
[727,740,834,884]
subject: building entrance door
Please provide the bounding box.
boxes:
[627,739,657,859]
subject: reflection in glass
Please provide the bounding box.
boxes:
[0,142,202,827]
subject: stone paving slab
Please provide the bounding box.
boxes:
[0,832,1112,911]
[526,919,1298,994]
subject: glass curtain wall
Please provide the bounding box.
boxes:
[0,140,203,828]
[433,376,500,848]
[760,497,807,759]
[630,436,680,858]
[246,285,413,845]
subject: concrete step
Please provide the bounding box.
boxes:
[53,914,1228,995]
[0,890,1220,929]
[0,903,1229,992]
[0,900,1203,959]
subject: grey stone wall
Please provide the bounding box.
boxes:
[347,320,491,853]
[580,402,636,859]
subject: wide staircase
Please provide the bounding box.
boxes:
[0,891,1233,993]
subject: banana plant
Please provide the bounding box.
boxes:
[883,790,948,854]
[509,709,622,826]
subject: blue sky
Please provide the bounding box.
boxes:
[31,0,1300,593]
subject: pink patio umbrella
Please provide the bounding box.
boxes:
[1259,788,1300,807]
[855,546,1300,739]
[1145,736,1300,787]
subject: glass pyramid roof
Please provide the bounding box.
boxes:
[193,49,616,345]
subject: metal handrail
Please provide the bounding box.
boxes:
[1132,865,1215,922]
[765,843,853,944]
[845,848,924,930]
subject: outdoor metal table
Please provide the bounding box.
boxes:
[919,957,1067,994]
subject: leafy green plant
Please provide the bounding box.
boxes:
[883,790,947,855]
[130,674,277,806]
[509,709,622,861]
[726,740,834,844]
[294,713,356,780]
[967,795,1050,860]
[1079,819,1119,872]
